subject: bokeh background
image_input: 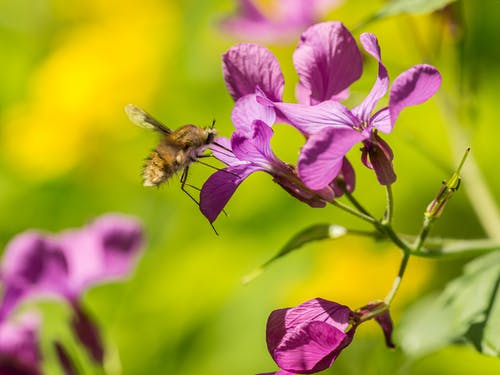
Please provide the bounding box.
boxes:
[1,0,500,374]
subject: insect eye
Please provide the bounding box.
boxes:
[206,132,215,144]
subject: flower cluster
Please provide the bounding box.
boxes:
[201,20,442,374]
[0,214,145,373]
[200,21,441,223]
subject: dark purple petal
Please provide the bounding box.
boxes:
[274,174,330,208]
[330,157,355,197]
[200,164,262,223]
[70,304,104,364]
[293,22,362,105]
[0,313,42,375]
[231,120,279,167]
[375,310,395,349]
[389,64,442,127]
[370,107,391,134]
[222,44,284,102]
[362,134,396,185]
[272,320,347,373]
[231,94,276,134]
[54,341,78,375]
[352,33,389,122]
[298,127,366,189]
[0,232,69,315]
[271,100,359,136]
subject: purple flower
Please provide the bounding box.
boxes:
[200,95,335,223]
[220,0,342,43]
[262,298,395,375]
[264,298,355,374]
[0,214,145,364]
[0,313,42,375]
[0,214,144,317]
[222,22,362,106]
[265,30,442,188]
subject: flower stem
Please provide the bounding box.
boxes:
[330,200,377,224]
[344,190,374,218]
[384,249,411,305]
[382,184,394,225]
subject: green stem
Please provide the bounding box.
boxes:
[344,190,374,218]
[413,215,435,252]
[382,184,394,225]
[384,250,411,305]
[330,200,377,224]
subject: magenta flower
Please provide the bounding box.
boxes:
[264,29,442,188]
[200,95,335,223]
[262,298,395,375]
[222,22,362,106]
[264,298,355,374]
[0,313,41,375]
[0,214,145,363]
[220,0,342,43]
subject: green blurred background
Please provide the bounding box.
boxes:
[0,0,499,374]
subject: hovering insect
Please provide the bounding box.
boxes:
[125,104,218,199]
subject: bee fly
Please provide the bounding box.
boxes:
[125,104,220,205]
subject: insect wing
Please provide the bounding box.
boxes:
[125,104,172,135]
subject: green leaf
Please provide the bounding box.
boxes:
[397,251,500,357]
[242,224,375,284]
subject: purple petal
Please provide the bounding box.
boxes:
[362,134,396,185]
[274,174,330,208]
[330,157,355,196]
[0,313,42,375]
[231,120,279,167]
[200,164,262,223]
[299,127,366,189]
[293,22,362,105]
[370,107,391,133]
[70,304,104,364]
[231,94,276,134]
[222,44,284,102]
[389,64,442,127]
[0,232,70,315]
[352,33,389,122]
[271,100,359,136]
[273,320,347,373]
[209,137,241,166]
[60,214,144,296]
[375,310,395,349]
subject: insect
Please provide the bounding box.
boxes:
[125,104,217,200]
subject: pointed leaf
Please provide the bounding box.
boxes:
[242,225,376,283]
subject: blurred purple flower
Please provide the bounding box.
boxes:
[265,28,442,188]
[264,298,355,374]
[200,95,335,223]
[220,0,342,43]
[0,313,42,375]
[0,214,145,364]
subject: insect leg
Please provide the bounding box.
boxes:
[180,166,219,235]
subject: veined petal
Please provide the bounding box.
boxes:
[273,320,347,373]
[389,64,442,127]
[222,44,284,102]
[370,107,391,133]
[299,127,366,189]
[272,100,359,136]
[231,120,279,167]
[210,137,241,166]
[293,22,362,105]
[231,94,276,134]
[200,164,262,223]
[352,33,389,122]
